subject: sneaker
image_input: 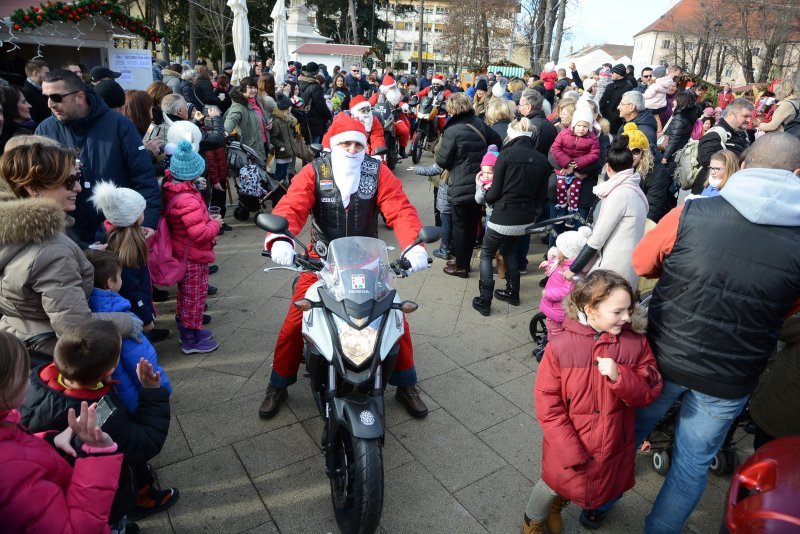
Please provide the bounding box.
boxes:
[432,246,451,260]
[579,508,609,530]
[221,223,233,231]
[144,328,170,343]
[258,384,288,419]
[539,276,549,288]
[209,264,219,275]
[207,285,218,296]
[395,386,428,418]
[128,485,180,521]
[217,227,225,236]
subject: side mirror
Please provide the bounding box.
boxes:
[409,96,419,106]
[255,213,289,234]
[309,143,323,157]
[417,225,443,244]
[373,146,388,156]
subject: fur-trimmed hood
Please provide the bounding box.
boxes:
[229,87,249,106]
[563,292,648,334]
[0,192,67,245]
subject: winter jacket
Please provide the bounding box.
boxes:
[344,73,371,97]
[20,363,171,464]
[644,76,673,111]
[550,128,600,171]
[757,97,800,132]
[539,70,558,91]
[0,409,123,533]
[620,109,659,150]
[491,120,510,144]
[270,107,302,159]
[193,78,218,108]
[749,315,800,439]
[224,88,268,160]
[485,135,550,227]
[640,162,674,223]
[536,299,662,509]
[35,90,161,245]
[717,90,735,109]
[22,79,50,124]
[0,120,36,153]
[178,79,199,109]
[632,168,800,399]
[298,75,333,139]
[161,69,182,93]
[525,109,559,156]
[587,169,648,287]
[87,288,172,413]
[539,258,575,323]
[599,78,633,134]
[692,118,749,193]
[162,181,220,264]
[0,193,94,350]
[436,111,503,206]
[214,85,232,115]
[661,105,696,162]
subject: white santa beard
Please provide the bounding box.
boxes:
[330,146,366,209]
[358,114,374,133]
[386,88,402,106]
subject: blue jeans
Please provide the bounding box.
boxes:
[440,212,453,251]
[635,380,749,534]
[275,162,290,181]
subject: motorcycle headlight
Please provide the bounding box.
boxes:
[332,315,382,367]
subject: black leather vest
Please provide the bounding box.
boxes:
[648,196,800,399]
[310,154,381,256]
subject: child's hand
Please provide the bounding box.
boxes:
[55,401,115,456]
[538,260,549,269]
[596,357,620,382]
[137,358,162,389]
[541,289,546,298]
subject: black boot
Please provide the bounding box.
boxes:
[495,273,520,306]
[471,280,495,316]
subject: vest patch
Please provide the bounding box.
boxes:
[320,179,334,190]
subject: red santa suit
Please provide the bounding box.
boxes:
[265,114,423,389]
[369,75,411,153]
[322,95,385,155]
[416,74,451,132]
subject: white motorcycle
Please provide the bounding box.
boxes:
[256,213,441,534]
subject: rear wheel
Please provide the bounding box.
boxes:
[652,450,670,475]
[387,141,398,170]
[529,312,548,362]
[412,129,425,164]
[330,431,384,534]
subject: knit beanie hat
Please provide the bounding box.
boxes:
[475,78,488,92]
[653,65,667,78]
[571,107,595,129]
[544,61,556,73]
[623,122,650,150]
[276,92,292,110]
[481,144,500,167]
[169,140,206,180]
[583,78,597,93]
[556,226,592,259]
[90,181,146,228]
[491,81,505,98]
[612,64,627,76]
[599,66,612,78]
[95,80,126,109]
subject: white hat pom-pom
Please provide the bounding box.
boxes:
[578,226,592,238]
[90,181,118,213]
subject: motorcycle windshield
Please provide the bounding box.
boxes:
[321,237,393,304]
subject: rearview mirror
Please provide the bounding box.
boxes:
[309,143,323,157]
[255,213,289,234]
[417,225,443,244]
[373,146,388,156]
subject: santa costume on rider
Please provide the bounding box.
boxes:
[415,74,451,132]
[370,75,412,158]
[322,95,385,156]
[258,113,430,420]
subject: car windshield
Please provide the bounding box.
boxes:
[320,237,393,304]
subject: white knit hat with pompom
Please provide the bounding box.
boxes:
[556,226,592,259]
[90,181,146,228]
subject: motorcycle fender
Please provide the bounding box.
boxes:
[302,282,334,361]
[330,395,384,440]
[379,295,404,361]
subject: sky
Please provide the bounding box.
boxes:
[559,0,674,56]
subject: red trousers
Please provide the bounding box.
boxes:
[270,271,416,387]
[396,117,410,149]
[177,262,209,330]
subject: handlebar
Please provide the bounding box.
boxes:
[524,213,587,235]
[389,257,433,278]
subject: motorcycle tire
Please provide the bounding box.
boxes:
[412,131,425,164]
[233,206,250,221]
[529,311,548,363]
[330,432,384,534]
[387,144,398,170]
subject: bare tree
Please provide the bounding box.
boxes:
[197,0,233,68]
[348,0,359,44]
[550,0,566,63]
[188,0,197,63]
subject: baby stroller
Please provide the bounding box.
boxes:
[226,139,289,222]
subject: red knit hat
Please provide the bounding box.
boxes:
[349,94,371,113]
[431,74,445,86]
[323,112,368,149]
[380,75,396,93]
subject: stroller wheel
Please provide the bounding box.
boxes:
[233,206,250,221]
[709,451,728,476]
[652,450,670,475]
[529,312,548,362]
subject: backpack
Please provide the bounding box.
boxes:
[148,193,191,286]
[690,118,704,140]
[672,126,728,190]
[782,100,800,138]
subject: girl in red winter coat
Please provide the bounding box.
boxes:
[0,331,123,532]
[522,270,662,534]
[550,106,600,217]
[164,140,222,354]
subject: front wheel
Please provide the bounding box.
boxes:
[387,140,398,170]
[412,129,425,164]
[330,432,384,534]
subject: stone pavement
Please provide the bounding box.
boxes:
[138,154,751,533]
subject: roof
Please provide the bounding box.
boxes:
[293,43,370,56]
[568,43,634,61]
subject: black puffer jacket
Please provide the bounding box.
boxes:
[485,135,550,227]
[599,78,633,133]
[640,161,674,222]
[619,109,658,149]
[178,79,199,108]
[525,109,558,155]
[662,105,696,162]
[298,75,332,138]
[193,78,218,108]
[436,111,502,205]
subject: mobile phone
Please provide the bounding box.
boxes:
[204,105,220,116]
[94,395,117,428]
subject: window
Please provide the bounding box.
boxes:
[724,65,733,77]
[433,25,443,33]
[424,7,433,13]
[437,7,449,14]
[662,39,671,49]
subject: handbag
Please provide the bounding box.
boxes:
[656,115,673,149]
[148,193,192,286]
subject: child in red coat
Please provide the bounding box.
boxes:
[550,107,600,217]
[164,140,222,354]
[522,270,662,534]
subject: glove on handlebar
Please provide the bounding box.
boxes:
[405,245,430,274]
[271,241,296,266]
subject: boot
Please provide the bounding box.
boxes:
[521,514,546,534]
[177,323,219,354]
[495,273,520,306]
[545,496,570,534]
[258,384,288,419]
[395,386,428,418]
[471,280,494,316]
[175,316,214,340]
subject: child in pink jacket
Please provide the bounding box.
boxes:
[164,140,222,354]
[538,226,592,338]
[550,107,600,215]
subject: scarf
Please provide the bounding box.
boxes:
[330,146,366,208]
[248,97,267,142]
[593,167,649,210]
[506,128,532,140]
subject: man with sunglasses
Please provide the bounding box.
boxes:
[344,63,371,97]
[637,67,654,94]
[35,69,160,249]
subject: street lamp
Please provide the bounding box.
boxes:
[708,20,722,83]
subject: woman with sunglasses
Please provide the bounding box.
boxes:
[0,139,142,362]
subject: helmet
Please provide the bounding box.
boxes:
[726,436,800,533]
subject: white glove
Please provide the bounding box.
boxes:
[270,240,296,266]
[405,245,429,273]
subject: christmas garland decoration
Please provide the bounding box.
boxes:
[10,1,164,42]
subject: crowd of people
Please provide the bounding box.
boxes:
[0,51,798,534]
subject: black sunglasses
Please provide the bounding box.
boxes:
[46,90,79,103]
[64,174,80,190]
[631,148,643,155]
[642,75,652,79]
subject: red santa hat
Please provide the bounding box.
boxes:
[379,75,396,93]
[431,74,445,86]
[323,113,368,149]
[349,94,371,113]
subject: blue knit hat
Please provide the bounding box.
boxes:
[169,140,205,181]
